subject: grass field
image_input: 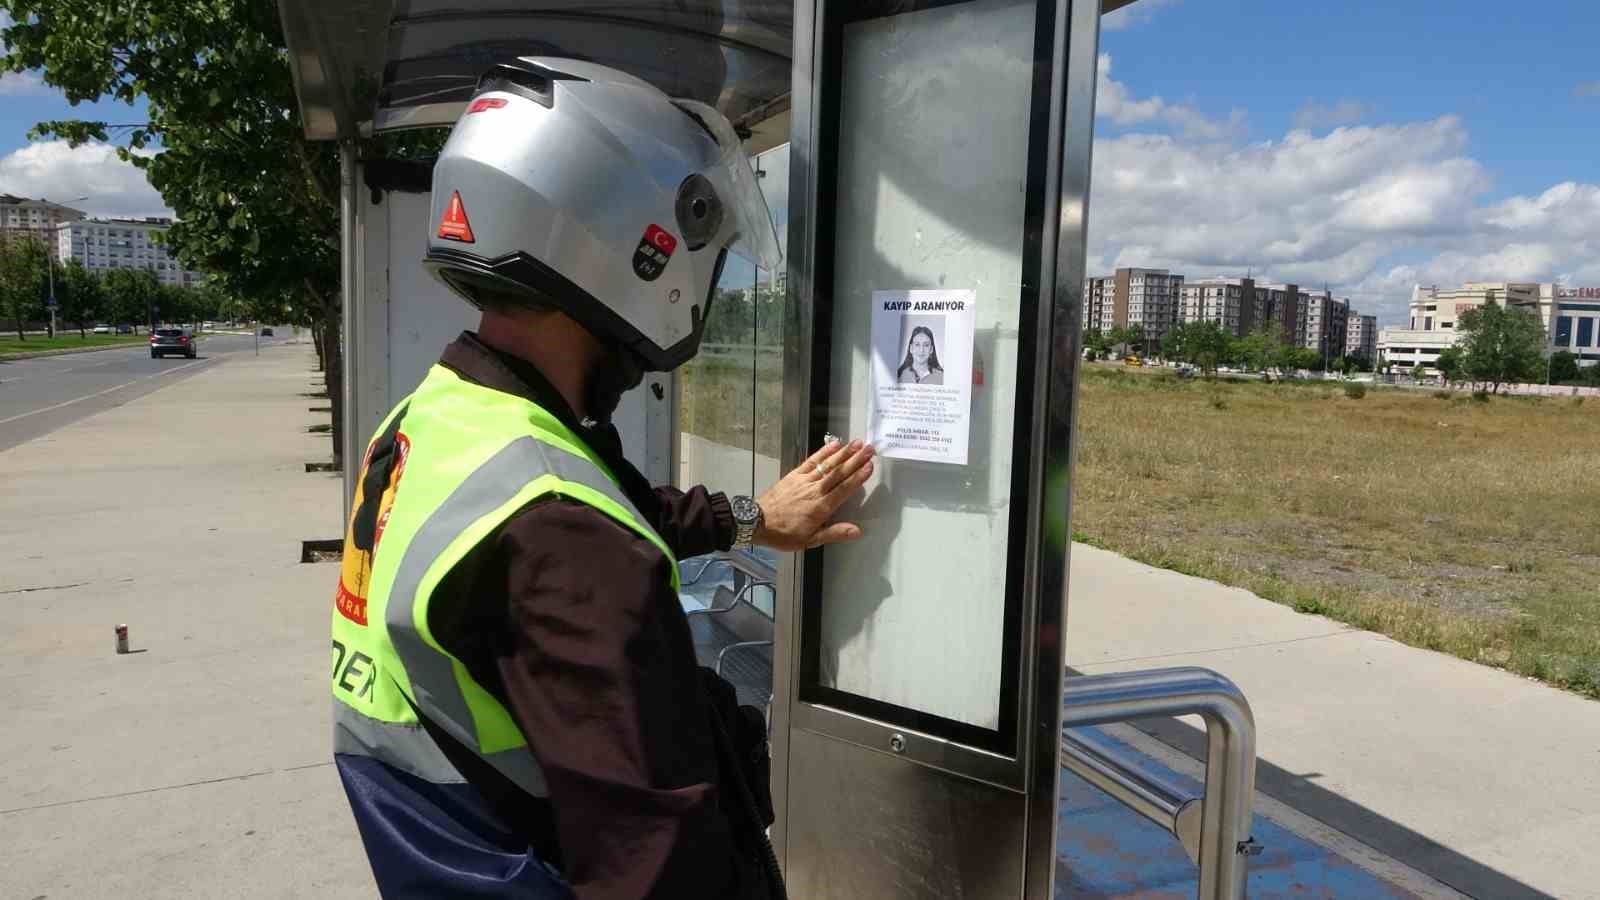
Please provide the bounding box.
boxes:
[674,358,1600,698]
[0,333,147,355]
[1071,365,1600,698]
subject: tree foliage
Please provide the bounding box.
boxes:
[0,233,47,340]
[1547,350,1580,384]
[1160,320,1230,374]
[1456,301,1546,394]
[0,0,374,459]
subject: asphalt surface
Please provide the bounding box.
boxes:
[0,332,291,452]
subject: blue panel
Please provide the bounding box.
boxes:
[1556,317,1573,347]
[1056,728,1415,898]
[1578,318,1594,348]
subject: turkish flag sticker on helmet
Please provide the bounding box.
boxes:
[632,225,677,281]
[438,191,475,243]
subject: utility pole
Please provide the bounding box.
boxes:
[39,196,88,338]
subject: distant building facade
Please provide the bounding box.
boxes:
[1081,267,1184,346]
[53,217,204,288]
[1346,313,1377,361]
[1377,281,1596,373]
[0,194,85,241]
[1300,290,1350,358]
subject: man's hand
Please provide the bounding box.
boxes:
[754,438,876,551]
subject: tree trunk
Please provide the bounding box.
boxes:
[13,317,23,341]
[307,281,343,467]
[321,312,343,466]
[310,321,326,372]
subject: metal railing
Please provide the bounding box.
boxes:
[1062,728,1203,864]
[1062,667,1261,899]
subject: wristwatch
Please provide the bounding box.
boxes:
[730,495,763,551]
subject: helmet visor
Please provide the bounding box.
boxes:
[672,99,783,271]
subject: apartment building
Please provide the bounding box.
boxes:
[0,194,85,239]
[1251,283,1303,345]
[1300,290,1350,358]
[1346,313,1377,361]
[1081,268,1183,345]
[54,218,205,287]
[1177,276,1254,336]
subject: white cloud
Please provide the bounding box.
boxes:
[1575,81,1600,99]
[1101,0,1181,31]
[1096,54,1245,141]
[0,68,47,96]
[1292,99,1372,130]
[1086,112,1600,325]
[0,140,172,219]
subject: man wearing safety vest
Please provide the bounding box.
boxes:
[329,59,874,899]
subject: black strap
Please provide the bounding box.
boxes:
[351,404,410,552]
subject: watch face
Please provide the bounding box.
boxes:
[732,496,760,523]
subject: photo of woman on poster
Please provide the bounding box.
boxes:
[896,323,945,385]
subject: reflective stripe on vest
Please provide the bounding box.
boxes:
[332,364,680,801]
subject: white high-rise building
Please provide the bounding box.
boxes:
[53,218,205,287]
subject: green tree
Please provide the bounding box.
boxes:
[103,268,161,330]
[1547,350,1580,384]
[1107,324,1142,357]
[0,1,430,461]
[0,234,47,340]
[56,259,104,336]
[1412,362,1427,382]
[1456,301,1546,394]
[1435,346,1465,386]
[1084,328,1112,360]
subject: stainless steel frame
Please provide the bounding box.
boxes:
[1062,668,1261,899]
[339,141,361,509]
[774,0,1102,896]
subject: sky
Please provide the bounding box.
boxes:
[3,3,1598,323]
[1093,0,1600,323]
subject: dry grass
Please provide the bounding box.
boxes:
[1071,365,1600,698]
[674,357,1600,697]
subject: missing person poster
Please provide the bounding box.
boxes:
[869,289,977,465]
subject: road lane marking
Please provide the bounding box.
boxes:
[0,358,210,426]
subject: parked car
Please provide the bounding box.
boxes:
[1123,355,1143,367]
[150,328,197,359]
[259,326,274,337]
[92,324,113,334]
[115,324,133,334]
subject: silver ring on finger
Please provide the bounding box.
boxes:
[813,462,826,477]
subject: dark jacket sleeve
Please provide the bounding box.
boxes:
[651,485,735,561]
[491,497,746,900]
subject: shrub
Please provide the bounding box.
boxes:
[1343,383,1367,400]
[1208,392,1228,410]
[1472,390,1491,403]
[1432,390,1451,399]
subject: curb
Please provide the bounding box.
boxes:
[0,341,150,362]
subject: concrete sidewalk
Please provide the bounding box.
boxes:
[1068,543,1600,900]
[0,342,370,899]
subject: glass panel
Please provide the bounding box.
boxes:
[1578,317,1594,348]
[676,146,791,500]
[1556,316,1573,347]
[811,0,1037,734]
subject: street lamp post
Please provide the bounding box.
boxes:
[39,196,88,338]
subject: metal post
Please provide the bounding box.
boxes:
[1063,667,1259,899]
[338,141,361,510]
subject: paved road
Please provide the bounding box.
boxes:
[0,332,293,451]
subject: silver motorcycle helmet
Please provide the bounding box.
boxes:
[423,57,782,372]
